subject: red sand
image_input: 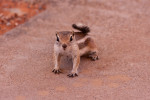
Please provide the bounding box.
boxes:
[0,0,46,35]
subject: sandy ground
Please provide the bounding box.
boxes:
[0,0,150,100]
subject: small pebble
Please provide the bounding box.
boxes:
[15,23,18,26]
[6,22,11,26]
[14,13,18,18]
[16,17,22,21]
[0,13,4,18]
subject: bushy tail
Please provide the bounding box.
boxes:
[72,23,90,34]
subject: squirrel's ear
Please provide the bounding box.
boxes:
[70,31,74,42]
[55,31,59,42]
[72,31,75,37]
[56,31,58,36]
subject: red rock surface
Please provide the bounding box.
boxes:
[0,0,46,35]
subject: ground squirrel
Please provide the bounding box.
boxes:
[52,23,99,77]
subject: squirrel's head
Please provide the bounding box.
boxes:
[55,31,75,50]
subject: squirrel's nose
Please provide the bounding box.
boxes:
[62,44,67,49]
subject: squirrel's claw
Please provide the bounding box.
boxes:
[52,69,62,74]
[89,53,99,61]
[67,73,78,77]
[91,55,99,61]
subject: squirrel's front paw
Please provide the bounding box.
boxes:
[52,69,62,74]
[67,73,78,77]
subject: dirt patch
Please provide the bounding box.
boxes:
[0,0,46,35]
[55,86,67,92]
[15,95,26,100]
[38,90,49,96]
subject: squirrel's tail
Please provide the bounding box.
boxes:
[72,23,90,34]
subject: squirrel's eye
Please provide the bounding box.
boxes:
[57,36,59,42]
[70,36,73,41]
